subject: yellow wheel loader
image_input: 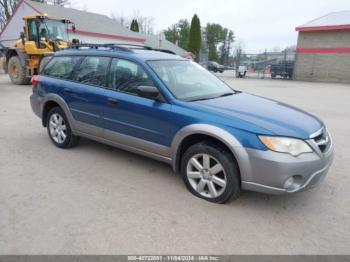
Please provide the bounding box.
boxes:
[0,15,76,85]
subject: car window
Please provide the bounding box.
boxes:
[108,58,154,95]
[148,60,234,101]
[74,56,110,87]
[42,56,81,80]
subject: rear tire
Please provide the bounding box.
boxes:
[46,107,79,149]
[181,141,241,204]
[8,56,30,85]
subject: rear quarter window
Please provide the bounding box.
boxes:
[42,56,81,80]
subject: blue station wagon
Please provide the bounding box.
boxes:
[30,44,334,203]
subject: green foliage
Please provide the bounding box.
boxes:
[164,24,179,45]
[219,29,235,64]
[206,23,228,62]
[188,14,201,60]
[130,19,140,32]
[163,19,190,50]
[163,15,234,63]
[177,19,190,50]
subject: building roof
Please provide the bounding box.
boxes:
[296,10,350,32]
[22,1,186,54]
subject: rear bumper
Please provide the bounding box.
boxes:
[30,91,42,118]
[241,135,334,195]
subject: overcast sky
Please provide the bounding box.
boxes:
[72,0,349,53]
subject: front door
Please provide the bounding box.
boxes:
[103,58,173,158]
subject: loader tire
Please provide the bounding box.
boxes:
[8,56,30,85]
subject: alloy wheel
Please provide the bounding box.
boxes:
[186,153,227,198]
[49,113,67,144]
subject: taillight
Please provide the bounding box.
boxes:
[31,75,40,89]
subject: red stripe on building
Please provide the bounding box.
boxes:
[67,29,145,43]
[297,48,350,54]
[296,25,350,32]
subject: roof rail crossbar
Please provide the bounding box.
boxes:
[107,43,153,50]
[154,49,176,55]
[69,43,132,52]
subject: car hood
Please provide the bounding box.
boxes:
[191,92,323,139]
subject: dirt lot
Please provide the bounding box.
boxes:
[0,72,349,254]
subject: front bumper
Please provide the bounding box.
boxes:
[241,131,334,195]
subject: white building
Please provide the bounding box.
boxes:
[0,0,186,55]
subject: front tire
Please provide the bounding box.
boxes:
[46,107,79,149]
[181,142,241,203]
[8,56,30,85]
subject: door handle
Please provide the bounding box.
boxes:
[64,88,73,94]
[107,97,118,105]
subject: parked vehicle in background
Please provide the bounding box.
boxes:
[30,44,334,204]
[237,65,247,78]
[207,61,225,73]
[271,61,294,79]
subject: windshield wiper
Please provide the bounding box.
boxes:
[187,97,213,102]
[217,92,235,98]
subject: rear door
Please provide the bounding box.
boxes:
[64,56,111,136]
[102,58,172,156]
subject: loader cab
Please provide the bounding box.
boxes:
[24,16,71,50]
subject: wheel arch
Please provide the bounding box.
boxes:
[41,94,76,130]
[171,124,251,179]
[6,48,27,67]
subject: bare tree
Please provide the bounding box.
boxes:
[132,10,154,34]
[110,10,155,34]
[0,0,18,30]
[111,12,129,28]
[49,0,71,7]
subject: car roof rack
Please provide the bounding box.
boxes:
[154,49,176,55]
[69,43,133,52]
[108,43,153,50]
[69,43,177,56]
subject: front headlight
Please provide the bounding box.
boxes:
[258,136,313,157]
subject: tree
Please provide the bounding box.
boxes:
[51,0,71,6]
[164,24,178,44]
[163,19,189,50]
[110,10,154,34]
[177,19,190,50]
[0,0,18,30]
[130,19,139,32]
[206,23,226,62]
[188,14,201,61]
[220,29,234,64]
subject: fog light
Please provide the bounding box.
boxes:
[284,177,295,189]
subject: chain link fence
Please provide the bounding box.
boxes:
[234,50,296,79]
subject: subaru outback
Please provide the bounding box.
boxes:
[30,44,334,203]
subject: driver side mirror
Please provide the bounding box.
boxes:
[72,24,76,33]
[137,86,161,101]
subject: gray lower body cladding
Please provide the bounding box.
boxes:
[30,92,335,195]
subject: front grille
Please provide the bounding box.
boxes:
[312,129,330,153]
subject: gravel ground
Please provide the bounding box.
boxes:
[0,72,349,254]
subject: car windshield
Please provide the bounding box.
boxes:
[148,60,234,101]
[38,20,68,42]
